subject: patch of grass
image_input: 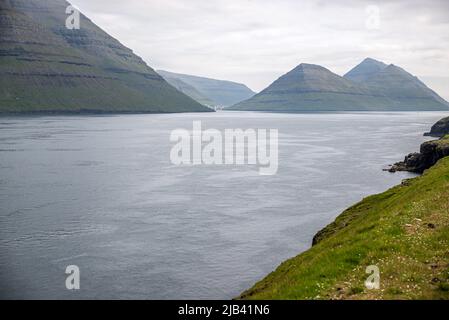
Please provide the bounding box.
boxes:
[349,287,364,295]
[386,287,404,295]
[438,283,449,292]
[239,157,449,300]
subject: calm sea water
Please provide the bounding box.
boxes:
[0,111,447,299]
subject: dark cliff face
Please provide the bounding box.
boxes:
[425,116,449,137]
[388,135,449,173]
[0,0,211,113]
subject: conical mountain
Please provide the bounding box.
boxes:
[360,64,449,109]
[260,63,363,94]
[345,58,448,109]
[231,59,449,111]
[344,58,387,82]
[230,63,392,111]
[0,0,211,113]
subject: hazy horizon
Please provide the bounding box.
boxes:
[61,0,449,99]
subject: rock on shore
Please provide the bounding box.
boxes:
[388,135,449,173]
[425,116,449,137]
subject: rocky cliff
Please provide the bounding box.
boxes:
[388,135,449,173]
[425,116,449,137]
[240,143,449,300]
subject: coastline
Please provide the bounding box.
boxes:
[239,132,449,300]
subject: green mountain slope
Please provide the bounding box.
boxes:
[344,57,387,82]
[361,64,449,110]
[230,59,449,112]
[157,70,255,107]
[230,63,394,111]
[0,0,211,113]
[240,150,449,300]
[157,72,215,107]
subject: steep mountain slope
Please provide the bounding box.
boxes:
[344,57,387,82]
[230,63,394,111]
[157,72,215,107]
[0,0,211,113]
[361,64,449,110]
[157,70,255,107]
[231,59,449,112]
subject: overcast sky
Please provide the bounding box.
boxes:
[70,0,449,99]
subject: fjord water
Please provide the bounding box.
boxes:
[0,111,447,299]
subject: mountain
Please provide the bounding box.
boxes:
[0,0,211,114]
[353,63,449,110]
[157,70,255,107]
[230,58,449,112]
[230,63,393,111]
[157,72,215,107]
[344,57,387,82]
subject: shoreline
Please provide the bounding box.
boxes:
[238,127,449,300]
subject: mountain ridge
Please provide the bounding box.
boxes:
[230,58,449,112]
[0,0,211,114]
[344,57,388,82]
[157,70,255,107]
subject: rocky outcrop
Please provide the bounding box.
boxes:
[387,135,449,173]
[425,116,449,137]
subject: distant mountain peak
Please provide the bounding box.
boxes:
[231,58,449,112]
[362,57,386,64]
[293,63,328,72]
[344,58,388,82]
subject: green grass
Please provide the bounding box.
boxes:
[0,3,212,114]
[433,134,449,146]
[239,157,449,300]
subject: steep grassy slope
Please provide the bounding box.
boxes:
[344,58,387,82]
[0,0,211,113]
[230,63,394,111]
[157,70,255,107]
[240,157,449,300]
[157,73,215,107]
[361,64,449,110]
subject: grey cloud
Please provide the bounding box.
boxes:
[70,0,449,99]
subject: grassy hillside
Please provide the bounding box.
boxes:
[0,0,211,113]
[157,70,255,107]
[157,73,216,107]
[240,154,449,300]
[231,60,449,112]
